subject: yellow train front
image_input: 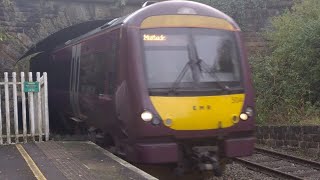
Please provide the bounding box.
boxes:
[113,0,255,175]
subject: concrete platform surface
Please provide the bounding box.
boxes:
[0,141,157,180]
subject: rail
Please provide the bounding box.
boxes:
[234,147,320,179]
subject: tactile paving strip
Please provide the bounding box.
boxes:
[36,141,99,180]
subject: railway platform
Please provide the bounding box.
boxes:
[0,141,157,180]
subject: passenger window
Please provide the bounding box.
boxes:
[52,54,70,90]
[79,53,107,96]
[79,29,120,97]
[105,31,120,95]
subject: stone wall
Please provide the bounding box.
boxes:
[241,0,295,54]
[256,126,320,155]
[0,0,298,72]
[0,0,143,72]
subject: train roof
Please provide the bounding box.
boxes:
[54,0,240,51]
[58,15,129,49]
[18,20,111,61]
[20,0,240,59]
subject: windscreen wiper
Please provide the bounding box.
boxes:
[196,59,231,91]
[168,42,201,94]
[168,33,196,94]
[168,34,230,94]
[168,60,192,94]
[188,35,230,92]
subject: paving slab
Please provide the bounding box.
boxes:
[0,141,157,180]
[0,145,35,180]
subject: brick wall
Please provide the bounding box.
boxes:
[256,126,320,154]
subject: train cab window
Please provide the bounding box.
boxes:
[141,28,242,91]
[193,36,240,82]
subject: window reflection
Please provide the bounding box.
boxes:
[142,28,242,89]
[79,53,107,95]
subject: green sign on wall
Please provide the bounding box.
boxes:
[24,82,39,92]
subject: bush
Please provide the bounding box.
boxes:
[251,0,320,124]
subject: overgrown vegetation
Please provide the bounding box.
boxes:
[0,29,9,42]
[252,0,320,125]
[194,0,320,125]
[0,0,318,125]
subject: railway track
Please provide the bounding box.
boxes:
[234,147,320,179]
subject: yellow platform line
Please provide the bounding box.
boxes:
[16,144,47,180]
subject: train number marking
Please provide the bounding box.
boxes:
[193,105,212,110]
[231,97,243,103]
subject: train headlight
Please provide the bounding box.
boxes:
[245,107,254,117]
[239,113,248,121]
[141,111,153,122]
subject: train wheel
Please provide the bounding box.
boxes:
[57,111,76,134]
[50,109,71,134]
[219,158,228,174]
[212,158,227,177]
[212,165,223,177]
[87,127,97,143]
[199,160,226,179]
[200,166,223,179]
[200,171,213,180]
[101,133,115,147]
[174,167,185,177]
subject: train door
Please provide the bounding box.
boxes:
[95,31,119,129]
[70,44,81,119]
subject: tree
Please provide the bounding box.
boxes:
[252,0,320,124]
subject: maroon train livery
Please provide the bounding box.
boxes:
[30,0,255,176]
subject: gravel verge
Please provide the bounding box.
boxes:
[209,161,279,180]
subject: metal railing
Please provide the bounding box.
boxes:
[0,72,49,144]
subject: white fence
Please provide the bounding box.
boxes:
[0,72,49,144]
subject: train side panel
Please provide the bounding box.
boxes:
[48,27,123,132]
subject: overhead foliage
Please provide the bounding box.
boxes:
[0,30,9,42]
[251,0,320,124]
[194,0,320,124]
[0,0,12,41]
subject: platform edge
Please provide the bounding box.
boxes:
[86,141,158,180]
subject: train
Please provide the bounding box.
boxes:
[29,0,255,176]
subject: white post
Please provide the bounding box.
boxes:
[0,86,2,145]
[39,76,44,137]
[34,83,38,136]
[21,72,27,143]
[28,72,35,141]
[41,85,45,137]
[12,72,19,143]
[44,73,49,141]
[36,72,42,142]
[4,72,10,144]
